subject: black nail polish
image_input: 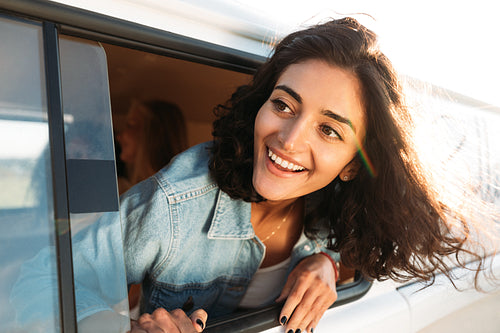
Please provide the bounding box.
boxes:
[196,318,204,330]
[280,316,287,325]
[311,328,314,333]
[287,330,294,333]
[295,330,301,333]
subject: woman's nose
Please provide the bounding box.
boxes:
[278,118,309,152]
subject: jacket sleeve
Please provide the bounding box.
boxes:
[288,236,341,279]
[10,175,172,327]
[316,244,341,265]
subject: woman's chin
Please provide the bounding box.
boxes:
[253,185,295,202]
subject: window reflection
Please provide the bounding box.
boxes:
[0,120,48,209]
[0,15,60,333]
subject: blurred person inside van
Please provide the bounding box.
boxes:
[116,99,188,194]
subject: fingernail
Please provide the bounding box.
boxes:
[295,330,301,333]
[196,318,204,329]
[287,330,294,333]
[311,328,314,333]
[280,316,287,325]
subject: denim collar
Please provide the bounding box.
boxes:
[207,190,254,240]
[207,188,326,240]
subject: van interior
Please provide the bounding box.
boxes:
[102,42,252,147]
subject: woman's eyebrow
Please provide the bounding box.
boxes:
[322,109,356,133]
[275,85,302,104]
[275,84,356,133]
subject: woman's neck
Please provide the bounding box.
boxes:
[251,197,305,267]
[251,198,300,227]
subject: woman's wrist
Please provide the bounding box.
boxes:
[319,252,340,281]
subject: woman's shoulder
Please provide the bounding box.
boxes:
[153,141,218,197]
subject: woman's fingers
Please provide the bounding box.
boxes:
[137,312,167,333]
[278,254,338,332]
[135,308,207,332]
[307,307,326,333]
[170,309,201,332]
[278,271,307,325]
[285,287,334,332]
[190,309,208,332]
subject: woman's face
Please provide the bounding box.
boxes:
[117,105,143,164]
[253,59,366,202]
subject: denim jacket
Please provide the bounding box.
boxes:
[12,142,339,324]
[120,142,339,318]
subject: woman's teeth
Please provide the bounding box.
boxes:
[268,149,305,171]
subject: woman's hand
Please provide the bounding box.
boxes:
[276,253,337,333]
[130,308,207,333]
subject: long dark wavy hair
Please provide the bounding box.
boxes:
[209,17,492,286]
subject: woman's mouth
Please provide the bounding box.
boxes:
[268,148,306,172]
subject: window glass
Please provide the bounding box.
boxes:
[0,15,60,332]
[58,35,129,332]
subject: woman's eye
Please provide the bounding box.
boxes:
[271,99,292,114]
[320,125,342,140]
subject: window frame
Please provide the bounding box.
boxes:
[42,20,78,333]
[204,274,372,332]
[0,0,264,73]
[0,1,373,332]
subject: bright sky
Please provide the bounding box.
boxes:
[236,0,500,107]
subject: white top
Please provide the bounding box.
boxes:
[238,256,291,308]
[239,233,308,308]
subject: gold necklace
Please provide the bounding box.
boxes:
[260,202,296,243]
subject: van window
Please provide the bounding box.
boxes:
[0,15,60,332]
[103,42,252,148]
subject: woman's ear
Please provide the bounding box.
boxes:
[339,157,361,182]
